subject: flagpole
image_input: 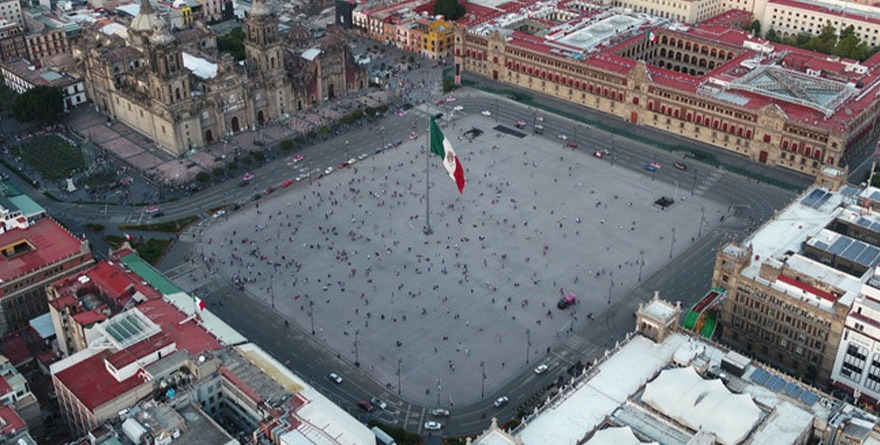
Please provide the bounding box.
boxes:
[424,115,433,235]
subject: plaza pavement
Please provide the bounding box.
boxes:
[196,112,725,407]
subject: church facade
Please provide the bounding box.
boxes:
[79,0,367,156]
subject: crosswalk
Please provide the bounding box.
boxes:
[693,169,725,197]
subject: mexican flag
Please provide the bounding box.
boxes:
[195,296,206,311]
[429,117,466,194]
[646,30,658,43]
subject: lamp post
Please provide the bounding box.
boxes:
[691,167,698,195]
[437,378,442,407]
[345,140,350,161]
[698,206,705,237]
[354,330,360,367]
[397,358,402,395]
[309,300,315,335]
[494,99,498,122]
[669,227,677,258]
[308,158,313,185]
[526,329,531,364]
[608,271,614,304]
[638,249,645,282]
[480,361,486,398]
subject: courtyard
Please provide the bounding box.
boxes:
[197,112,726,407]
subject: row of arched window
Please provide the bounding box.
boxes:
[647,101,754,139]
[506,60,624,101]
[780,139,823,159]
[658,35,737,60]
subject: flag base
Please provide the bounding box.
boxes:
[423,226,433,235]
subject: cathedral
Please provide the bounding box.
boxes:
[79,0,368,156]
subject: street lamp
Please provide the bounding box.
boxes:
[354,330,360,367]
[480,361,486,398]
[526,329,531,364]
[669,227,677,259]
[691,167,698,195]
[638,249,645,282]
[309,300,315,335]
[437,378,442,407]
[397,358,402,395]
[308,158,313,185]
[698,206,706,237]
[608,271,614,304]
[345,140,350,160]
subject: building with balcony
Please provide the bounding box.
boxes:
[0,58,86,110]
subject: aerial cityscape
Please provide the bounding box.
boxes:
[2,0,880,441]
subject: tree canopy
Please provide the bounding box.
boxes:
[12,86,63,123]
[218,27,246,61]
[762,24,878,62]
[433,0,465,21]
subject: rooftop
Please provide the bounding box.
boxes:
[0,217,87,283]
[53,349,149,411]
[0,58,80,88]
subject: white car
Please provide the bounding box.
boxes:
[424,421,442,431]
[358,153,369,161]
[370,397,387,410]
[534,364,548,374]
[558,134,568,140]
[328,373,343,384]
[430,408,450,417]
[211,210,226,218]
[453,105,464,111]
[494,396,509,408]
[324,166,334,175]
[446,95,457,102]
[144,205,160,214]
[536,116,544,122]
[347,158,357,165]
[481,110,492,116]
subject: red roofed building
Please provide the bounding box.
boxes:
[454,8,880,177]
[0,217,92,337]
[47,260,162,357]
[51,299,223,434]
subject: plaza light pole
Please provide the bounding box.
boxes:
[309,300,315,335]
[698,206,706,237]
[608,271,614,304]
[437,378,442,407]
[638,249,645,282]
[397,358,402,395]
[669,227,677,258]
[308,158,313,185]
[692,167,698,195]
[354,330,360,367]
[480,361,486,398]
[526,329,531,364]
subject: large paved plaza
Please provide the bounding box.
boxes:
[197,112,725,406]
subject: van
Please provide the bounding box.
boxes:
[534,124,544,134]
[372,426,397,445]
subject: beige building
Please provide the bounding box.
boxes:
[757,0,880,48]
[0,0,21,27]
[81,0,366,157]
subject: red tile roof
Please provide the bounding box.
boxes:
[778,274,838,302]
[49,260,162,313]
[0,218,86,282]
[54,350,148,411]
[72,311,108,327]
[0,335,31,367]
[769,0,880,27]
[0,406,25,435]
[0,376,11,398]
[137,299,223,355]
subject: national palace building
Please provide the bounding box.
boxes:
[451,5,880,176]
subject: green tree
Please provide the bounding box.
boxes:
[212,167,225,177]
[218,28,246,61]
[195,171,210,183]
[253,151,266,162]
[279,139,294,151]
[12,86,63,123]
[433,0,465,20]
[743,20,761,36]
[765,27,780,42]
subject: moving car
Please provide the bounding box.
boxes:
[242,172,255,181]
[594,149,609,158]
[144,206,160,214]
[357,400,375,412]
[291,155,304,163]
[481,110,492,116]
[328,373,343,384]
[424,421,442,431]
[557,293,577,310]
[446,95,457,102]
[212,210,226,218]
[348,158,357,165]
[557,134,568,140]
[515,120,527,129]
[494,396,509,408]
[324,166,334,175]
[370,397,388,410]
[358,153,369,161]
[534,124,544,134]
[644,162,662,172]
[565,142,578,149]
[263,186,275,194]
[281,179,293,188]
[674,162,688,171]
[435,99,445,106]
[453,105,464,111]
[535,115,544,122]
[534,364,549,374]
[152,211,165,218]
[430,408,450,417]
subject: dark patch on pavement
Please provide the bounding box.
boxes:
[493,126,527,138]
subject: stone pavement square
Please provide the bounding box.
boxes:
[104,137,144,160]
[197,113,726,407]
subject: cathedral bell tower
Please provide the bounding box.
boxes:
[128,0,191,106]
[244,0,284,79]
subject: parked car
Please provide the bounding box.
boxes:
[674,162,688,171]
[594,149,609,158]
[534,364,549,374]
[558,293,577,310]
[565,142,578,149]
[152,211,165,218]
[494,396,509,408]
[534,124,544,134]
[515,120,527,129]
[144,205,160,214]
[424,421,442,431]
[357,400,375,412]
[263,186,275,194]
[370,397,388,410]
[281,179,293,188]
[328,373,343,384]
[291,155,304,163]
[242,172,255,181]
[358,153,369,161]
[324,166,334,175]
[430,408,450,417]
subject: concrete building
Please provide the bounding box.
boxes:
[0,20,26,62]
[0,58,86,110]
[454,3,880,176]
[0,217,93,337]
[468,293,880,445]
[80,0,367,157]
[756,0,880,47]
[0,0,22,27]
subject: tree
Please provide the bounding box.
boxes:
[12,86,63,123]
[433,0,465,21]
[195,171,210,183]
[218,28,246,61]
[743,20,761,37]
[279,139,294,151]
[765,28,780,42]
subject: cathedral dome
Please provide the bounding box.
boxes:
[130,0,165,33]
[249,0,271,18]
